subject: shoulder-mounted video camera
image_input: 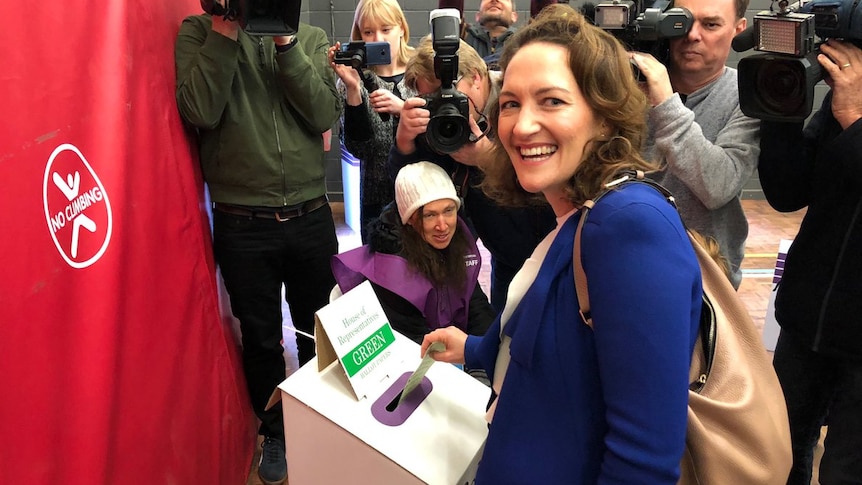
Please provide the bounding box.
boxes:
[571,0,693,68]
[200,0,300,36]
[737,0,862,122]
[423,8,472,155]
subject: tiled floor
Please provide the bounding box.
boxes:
[243,199,816,485]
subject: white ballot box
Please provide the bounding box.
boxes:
[267,281,491,485]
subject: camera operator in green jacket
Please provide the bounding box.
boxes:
[175,9,341,484]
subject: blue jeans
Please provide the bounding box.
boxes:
[213,204,337,439]
[773,330,862,485]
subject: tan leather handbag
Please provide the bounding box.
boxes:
[574,172,792,484]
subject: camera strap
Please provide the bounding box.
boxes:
[451,164,470,200]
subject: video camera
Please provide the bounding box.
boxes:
[423,8,473,154]
[737,0,862,122]
[200,0,300,36]
[571,0,693,65]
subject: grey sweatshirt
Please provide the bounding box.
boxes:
[645,67,760,288]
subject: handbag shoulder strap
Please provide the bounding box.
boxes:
[574,170,672,327]
[573,171,716,390]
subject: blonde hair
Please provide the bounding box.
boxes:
[689,230,732,280]
[404,36,489,92]
[482,4,657,207]
[351,0,415,69]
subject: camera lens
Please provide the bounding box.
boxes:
[426,102,470,154]
[739,52,821,122]
[436,116,464,140]
[755,59,807,117]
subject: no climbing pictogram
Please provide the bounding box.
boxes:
[42,143,113,269]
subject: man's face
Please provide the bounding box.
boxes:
[669,0,746,80]
[476,0,517,29]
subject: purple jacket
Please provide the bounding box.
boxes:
[332,218,481,332]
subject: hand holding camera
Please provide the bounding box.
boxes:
[395,97,432,155]
[329,42,364,95]
[630,52,674,107]
[737,0,862,121]
[329,40,394,119]
[819,39,862,129]
[449,115,493,167]
[208,0,240,39]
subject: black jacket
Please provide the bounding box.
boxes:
[758,92,862,361]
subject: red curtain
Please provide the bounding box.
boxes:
[0,1,255,483]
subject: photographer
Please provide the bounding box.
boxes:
[758,38,862,485]
[174,3,341,483]
[631,0,759,289]
[390,35,555,311]
[466,0,520,66]
[328,0,416,242]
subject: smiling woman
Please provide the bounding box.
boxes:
[420,5,704,484]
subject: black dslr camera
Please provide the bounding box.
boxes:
[737,0,862,122]
[423,8,472,155]
[571,0,693,75]
[200,0,300,36]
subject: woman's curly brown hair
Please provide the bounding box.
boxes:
[481,4,659,207]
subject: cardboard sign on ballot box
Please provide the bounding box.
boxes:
[267,282,491,485]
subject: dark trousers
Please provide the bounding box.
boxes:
[213,204,338,439]
[773,330,862,485]
[359,201,385,244]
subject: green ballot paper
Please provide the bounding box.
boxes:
[398,341,446,406]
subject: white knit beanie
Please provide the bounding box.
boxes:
[394,161,461,224]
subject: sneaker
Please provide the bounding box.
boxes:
[258,436,287,485]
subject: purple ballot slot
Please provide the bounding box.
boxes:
[371,372,433,426]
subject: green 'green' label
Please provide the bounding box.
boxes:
[342,325,395,377]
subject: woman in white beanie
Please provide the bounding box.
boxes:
[331,161,495,344]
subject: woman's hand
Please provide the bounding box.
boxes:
[421,327,468,364]
[328,42,363,105]
[369,88,405,116]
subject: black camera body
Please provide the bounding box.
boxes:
[200,0,300,36]
[423,8,473,154]
[738,0,862,122]
[572,0,693,62]
[333,41,392,70]
[423,88,472,154]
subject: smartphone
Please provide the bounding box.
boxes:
[334,41,392,68]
